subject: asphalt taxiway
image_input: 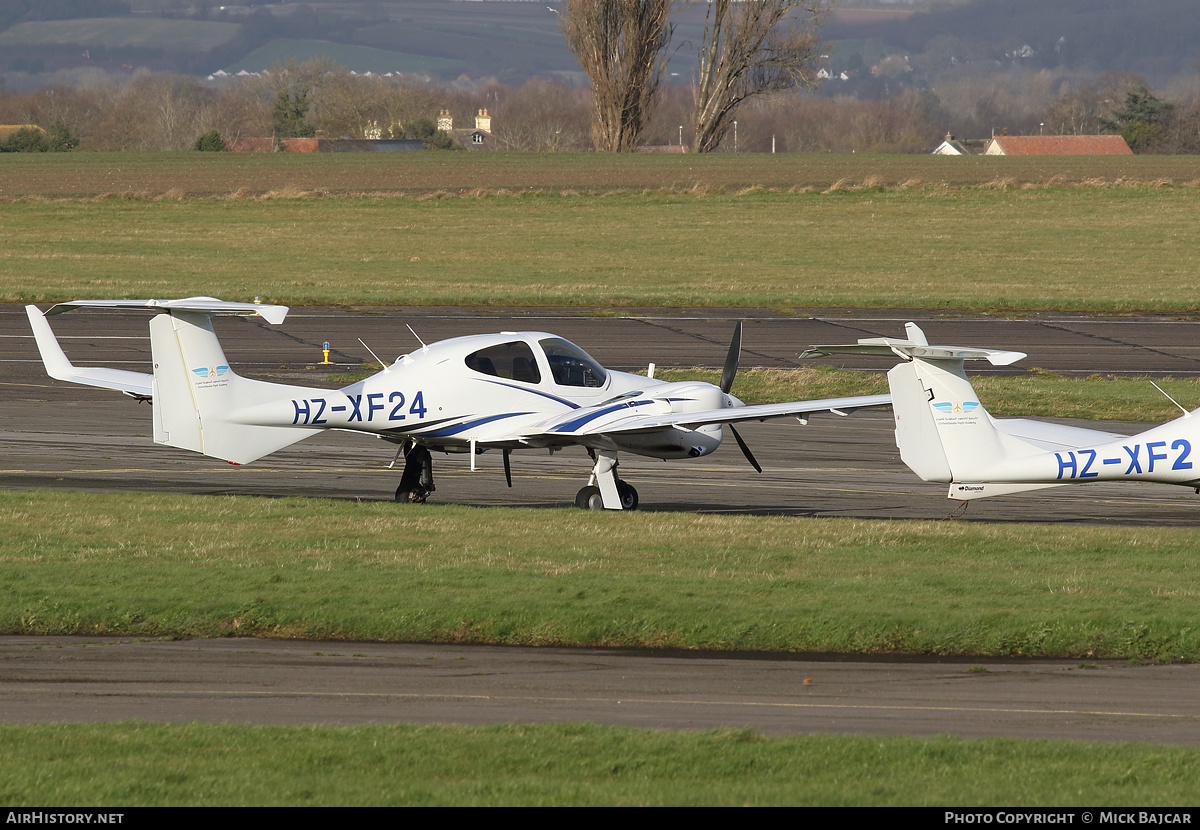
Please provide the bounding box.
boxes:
[5,637,1200,745]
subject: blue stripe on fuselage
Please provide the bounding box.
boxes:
[551,399,656,433]
[421,412,533,437]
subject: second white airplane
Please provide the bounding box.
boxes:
[804,322,1200,500]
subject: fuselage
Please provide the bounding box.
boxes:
[240,331,736,460]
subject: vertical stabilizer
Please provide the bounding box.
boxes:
[887,355,1036,483]
[887,362,951,482]
[150,312,205,454]
[150,311,323,463]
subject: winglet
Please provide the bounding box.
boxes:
[25,304,75,382]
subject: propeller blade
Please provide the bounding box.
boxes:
[720,321,742,394]
[729,424,762,474]
[503,449,512,488]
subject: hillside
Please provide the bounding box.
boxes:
[1,1,1197,91]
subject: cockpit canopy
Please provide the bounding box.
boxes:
[464,336,607,388]
[540,337,607,387]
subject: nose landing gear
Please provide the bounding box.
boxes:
[575,449,638,510]
[575,480,638,510]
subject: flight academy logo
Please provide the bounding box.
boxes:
[932,400,979,415]
[191,365,230,389]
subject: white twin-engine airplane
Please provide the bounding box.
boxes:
[26,298,891,510]
[803,323,1200,500]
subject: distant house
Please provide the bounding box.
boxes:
[229,108,495,152]
[931,133,989,155]
[438,108,495,150]
[985,135,1133,155]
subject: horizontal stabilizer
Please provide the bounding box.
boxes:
[802,339,1026,366]
[44,297,289,325]
[801,323,1025,366]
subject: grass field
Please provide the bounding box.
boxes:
[5,490,1198,660]
[4,161,1200,310]
[3,723,1198,806]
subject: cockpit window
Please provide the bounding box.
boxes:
[465,341,541,384]
[540,337,607,388]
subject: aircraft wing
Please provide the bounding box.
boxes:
[26,305,153,398]
[524,393,892,439]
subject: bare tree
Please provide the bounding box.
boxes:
[691,0,828,153]
[560,0,673,152]
[495,79,592,151]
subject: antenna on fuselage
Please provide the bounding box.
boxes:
[358,338,391,373]
[407,324,428,351]
[1150,380,1190,416]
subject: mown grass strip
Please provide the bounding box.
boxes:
[1,722,1197,806]
[5,186,1200,311]
[4,490,1198,660]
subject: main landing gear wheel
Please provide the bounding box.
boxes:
[395,485,430,504]
[574,481,639,511]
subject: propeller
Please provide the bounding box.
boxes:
[729,424,762,474]
[718,322,762,474]
[720,321,742,394]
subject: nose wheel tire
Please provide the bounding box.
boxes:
[575,485,603,510]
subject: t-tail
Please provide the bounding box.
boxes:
[804,323,1200,499]
[27,298,330,465]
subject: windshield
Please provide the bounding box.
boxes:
[539,338,607,388]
